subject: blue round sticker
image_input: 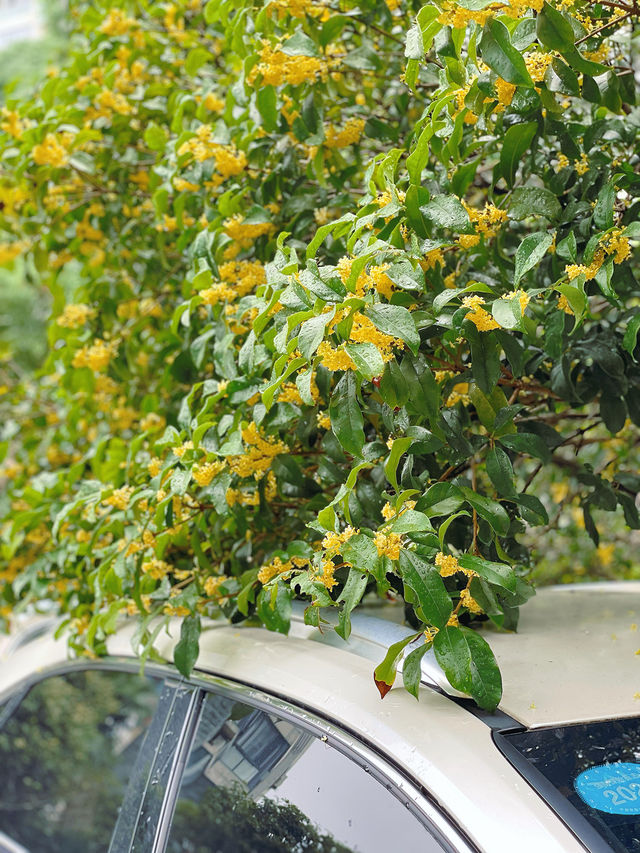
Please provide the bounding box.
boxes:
[575,763,640,815]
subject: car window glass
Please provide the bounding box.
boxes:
[0,668,162,853]
[166,690,445,853]
[502,718,640,853]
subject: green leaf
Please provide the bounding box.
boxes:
[467,326,500,393]
[345,341,386,380]
[257,583,292,634]
[185,47,211,76]
[593,182,615,230]
[389,509,434,534]
[407,123,436,185]
[256,84,278,133]
[499,121,537,187]
[623,314,640,360]
[536,2,575,52]
[420,193,472,232]
[433,625,502,710]
[329,372,365,457]
[479,18,533,86]
[459,487,510,536]
[499,432,551,464]
[174,615,201,677]
[514,232,554,285]
[509,187,562,222]
[298,311,333,360]
[280,30,319,57]
[457,554,517,591]
[384,436,413,492]
[562,45,609,78]
[399,550,452,628]
[374,632,422,698]
[486,446,517,497]
[144,123,168,152]
[336,569,368,640]
[403,642,431,699]
[366,304,420,355]
[405,25,424,60]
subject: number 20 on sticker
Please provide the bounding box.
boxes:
[575,763,640,815]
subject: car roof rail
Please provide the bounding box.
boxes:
[289,601,466,698]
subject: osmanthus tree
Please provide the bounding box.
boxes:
[1,0,639,709]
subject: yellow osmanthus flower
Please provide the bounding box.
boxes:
[57,303,95,328]
[267,0,330,18]
[1,108,27,139]
[381,500,415,520]
[95,89,133,117]
[524,51,553,83]
[494,78,516,107]
[464,201,508,240]
[435,551,461,577]
[603,229,631,264]
[446,382,471,407]
[99,8,137,36]
[228,422,288,480]
[508,289,530,314]
[72,339,117,371]
[574,152,589,175]
[249,41,329,87]
[142,558,172,580]
[173,441,194,459]
[461,295,500,331]
[320,559,338,590]
[317,412,331,429]
[257,555,294,584]
[460,587,484,614]
[148,457,163,477]
[0,242,26,265]
[374,531,403,560]
[204,575,228,597]
[203,92,225,111]
[192,459,226,487]
[555,153,570,171]
[322,526,357,556]
[438,2,491,28]
[421,248,445,271]
[33,133,69,167]
[103,485,135,511]
[325,117,366,149]
[349,314,404,361]
[223,214,275,249]
[317,340,355,372]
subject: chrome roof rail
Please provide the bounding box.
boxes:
[289,602,466,698]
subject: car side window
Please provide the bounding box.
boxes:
[165,689,447,853]
[0,668,162,853]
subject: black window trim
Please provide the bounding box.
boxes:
[0,655,477,853]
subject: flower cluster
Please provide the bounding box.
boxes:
[229,422,288,480]
[249,42,328,87]
[462,295,500,332]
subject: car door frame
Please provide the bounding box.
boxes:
[0,656,476,853]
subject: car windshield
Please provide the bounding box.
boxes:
[499,717,640,853]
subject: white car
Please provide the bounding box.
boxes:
[0,582,638,853]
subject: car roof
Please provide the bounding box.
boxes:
[486,581,640,727]
[0,590,611,853]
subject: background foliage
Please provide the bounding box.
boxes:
[1,0,640,708]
